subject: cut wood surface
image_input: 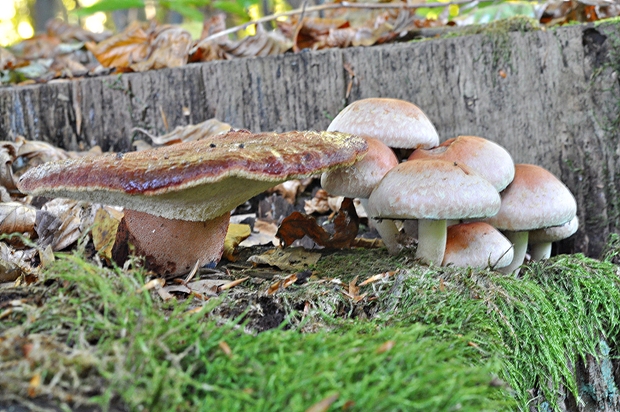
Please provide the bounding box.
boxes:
[0,21,618,258]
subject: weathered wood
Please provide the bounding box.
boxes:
[0,22,618,259]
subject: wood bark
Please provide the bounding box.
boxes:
[0,22,618,259]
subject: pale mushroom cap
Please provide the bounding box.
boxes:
[18,130,368,221]
[366,159,501,220]
[528,215,579,244]
[442,222,514,269]
[327,98,439,149]
[485,164,577,231]
[408,135,515,191]
[321,137,398,198]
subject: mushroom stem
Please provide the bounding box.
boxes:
[360,198,402,255]
[529,242,552,261]
[113,209,231,276]
[416,219,447,265]
[500,231,528,274]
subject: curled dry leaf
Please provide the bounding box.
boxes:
[0,242,36,282]
[219,25,292,59]
[86,21,151,69]
[278,198,359,249]
[189,14,228,62]
[11,34,61,60]
[146,118,232,146]
[239,218,279,247]
[0,202,37,239]
[130,26,193,72]
[0,142,18,193]
[268,178,313,204]
[40,199,99,251]
[13,137,69,176]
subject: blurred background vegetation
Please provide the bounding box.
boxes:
[0,0,298,46]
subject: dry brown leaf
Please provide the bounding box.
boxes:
[376,340,396,354]
[38,244,55,268]
[186,279,228,297]
[189,14,228,62]
[239,218,279,247]
[130,26,193,72]
[306,393,339,412]
[304,189,331,215]
[219,340,233,357]
[267,273,298,295]
[223,223,252,262]
[11,34,61,60]
[0,202,37,238]
[138,278,165,292]
[40,199,99,251]
[248,248,321,271]
[86,21,151,69]
[219,25,292,59]
[359,270,396,286]
[147,118,232,146]
[0,242,36,282]
[14,136,70,175]
[92,206,124,262]
[277,198,359,249]
[0,48,17,70]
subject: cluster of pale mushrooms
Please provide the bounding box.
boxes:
[321,98,578,273]
[18,98,577,276]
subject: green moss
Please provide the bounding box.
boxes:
[2,246,620,411]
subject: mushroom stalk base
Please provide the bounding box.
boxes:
[416,219,447,265]
[361,199,402,255]
[500,231,529,275]
[113,209,230,276]
[529,242,552,261]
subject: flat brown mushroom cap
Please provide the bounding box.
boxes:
[19,130,368,221]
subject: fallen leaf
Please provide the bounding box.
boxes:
[146,118,231,146]
[223,223,251,262]
[131,26,193,72]
[38,244,55,268]
[138,278,165,292]
[277,198,359,249]
[240,218,279,247]
[0,202,37,238]
[186,279,228,296]
[46,18,110,43]
[28,373,41,398]
[267,273,298,295]
[304,189,331,215]
[376,340,396,354]
[248,248,321,271]
[359,270,396,286]
[92,206,124,262]
[86,21,151,69]
[0,48,17,70]
[40,199,97,251]
[306,393,339,412]
[219,340,232,357]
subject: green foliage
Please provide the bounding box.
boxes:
[74,0,146,17]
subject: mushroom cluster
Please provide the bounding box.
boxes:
[323,98,578,272]
[19,129,368,276]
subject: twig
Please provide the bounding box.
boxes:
[201,0,475,42]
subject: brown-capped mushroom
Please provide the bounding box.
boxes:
[320,137,401,253]
[367,159,501,264]
[18,130,368,276]
[408,135,515,192]
[327,98,440,150]
[442,222,513,269]
[484,164,577,274]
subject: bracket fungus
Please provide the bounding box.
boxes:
[367,159,501,264]
[18,130,368,276]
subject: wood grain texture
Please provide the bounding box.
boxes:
[0,22,618,259]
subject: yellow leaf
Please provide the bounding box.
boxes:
[92,207,124,262]
[223,223,251,262]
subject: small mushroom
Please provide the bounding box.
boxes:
[367,159,501,264]
[442,222,513,269]
[327,98,440,150]
[484,164,577,274]
[320,137,401,253]
[19,130,368,276]
[528,216,579,261]
[408,135,515,192]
